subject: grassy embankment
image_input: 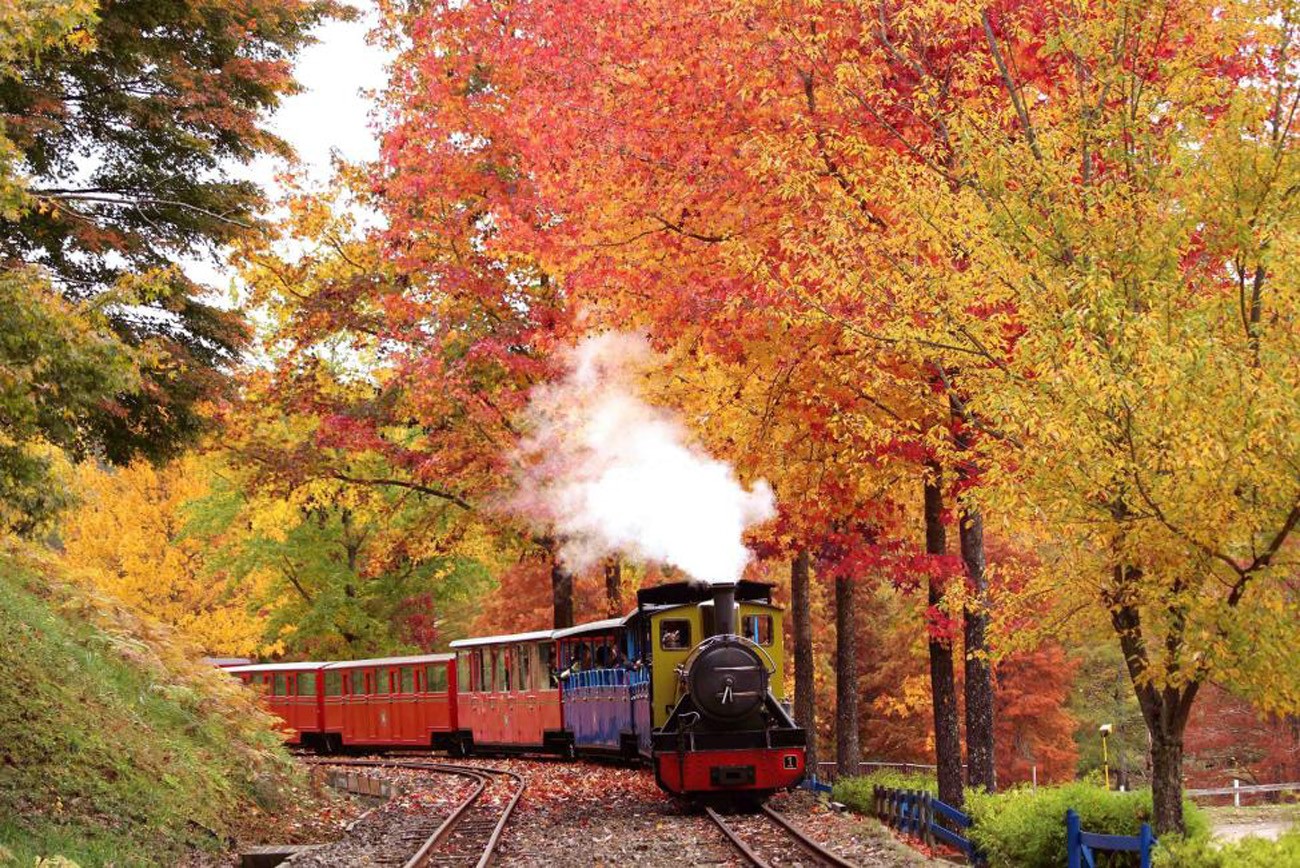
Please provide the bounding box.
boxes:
[0,542,300,865]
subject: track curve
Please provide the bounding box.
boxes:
[304,758,523,867]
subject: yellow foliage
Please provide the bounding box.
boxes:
[60,455,267,657]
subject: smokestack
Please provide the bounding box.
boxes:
[712,583,737,637]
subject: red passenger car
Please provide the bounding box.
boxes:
[450,630,568,755]
[324,654,460,751]
[225,661,326,745]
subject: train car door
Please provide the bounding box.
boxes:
[323,669,343,736]
[374,667,393,742]
[424,662,451,734]
[347,668,369,742]
[396,666,417,744]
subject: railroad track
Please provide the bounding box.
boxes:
[706,804,858,868]
[303,758,523,867]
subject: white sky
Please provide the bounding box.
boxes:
[185,4,391,291]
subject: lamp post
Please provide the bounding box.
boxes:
[1099,723,1113,789]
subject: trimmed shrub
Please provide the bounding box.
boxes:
[834,769,939,814]
[966,783,1209,868]
[1156,829,1300,867]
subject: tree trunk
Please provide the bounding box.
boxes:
[1107,565,1198,835]
[551,555,574,629]
[792,549,818,774]
[604,557,622,617]
[835,571,860,777]
[925,470,965,807]
[1150,729,1186,834]
[960,506,996,793]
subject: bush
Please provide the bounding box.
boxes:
[833,769,939,814]
[966,783,1209,868]
[1156,829,1300,867]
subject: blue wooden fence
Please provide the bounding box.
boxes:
[1066,809,1156,868]
[874,785,980,864]
[800,776,832,794]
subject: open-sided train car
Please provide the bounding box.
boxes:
[554,616,649,757]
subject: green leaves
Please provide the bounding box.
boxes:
[0,268,135,533]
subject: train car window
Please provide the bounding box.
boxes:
[324,671,342,696]
[476,650,489,693]
[538,643,555,688]
[375,668,391,695]
[495,648,509,693]
[426,664,448,693]
[659,620,692,650]
[272,673,287,696]
[518,646,531,692]
[456,653,469,693]
[742,614,775,646]
[350,669,366,695]
[297,672,317,696]
[400,667,415,694]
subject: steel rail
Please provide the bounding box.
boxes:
[705,804,859,868]
[704,807,771,867]
[761,805,859,868]
[303,758,522,868]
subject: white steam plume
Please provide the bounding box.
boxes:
[514,332,775,584]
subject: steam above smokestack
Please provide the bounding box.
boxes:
[512,332,776,584]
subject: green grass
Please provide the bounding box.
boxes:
[0,545,296,865]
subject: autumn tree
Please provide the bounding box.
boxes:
[0,0,339,463]
[61,455,264,656]
[373,0,998,804]
[773,0,1300,832]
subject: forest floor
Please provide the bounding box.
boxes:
[1205,803,1300,842]
[443,758,935,866]
[210,756,938,866]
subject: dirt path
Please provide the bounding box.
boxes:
[1206,806,1300,843]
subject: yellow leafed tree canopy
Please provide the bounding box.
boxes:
[61,455,268,657]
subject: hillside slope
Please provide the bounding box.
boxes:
[0,543,297,865]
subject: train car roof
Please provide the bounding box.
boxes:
[202,656,252,667]
[636,580,774,608]
[323,653,454,670]
[449,629,555,649]
[552,615,633,640]
[224,661,328,673]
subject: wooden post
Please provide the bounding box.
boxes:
[1233,778,1241,808]
[1066,809,1082,868]
[922,791,934,847]
[1139,823,1155,868]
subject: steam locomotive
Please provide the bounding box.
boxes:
[225,580,807,801]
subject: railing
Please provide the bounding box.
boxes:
[1066,809,1156,868]
[560,667,649,689]
[874,785,980,864]
[1187,780,1300,805]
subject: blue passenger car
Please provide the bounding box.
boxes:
[555,615,649,758]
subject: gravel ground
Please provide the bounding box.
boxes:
[465,758,938,867]
[288,764,477,866]
[767,790,940,867]
[190,756,940,866]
